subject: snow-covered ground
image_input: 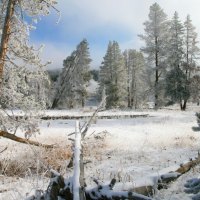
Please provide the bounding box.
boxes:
[1,105,200,199]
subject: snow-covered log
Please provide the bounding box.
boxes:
[85,178,153,200]
[45,170,65,200]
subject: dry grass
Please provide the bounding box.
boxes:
[0,143,72,177]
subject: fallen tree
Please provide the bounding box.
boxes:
[0,130,54,148]
[26,117,200,200]
[25,101,200,199]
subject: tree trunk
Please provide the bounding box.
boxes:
[155,36,159,109]
[182,99,187,111]
[180,102,183,110]
[127,86,131,108]
[0,0,16,86]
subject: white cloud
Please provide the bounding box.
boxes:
[32,42,73,70]
[57,0,151,35]
[57,0,200,37]
[41,0,200,69]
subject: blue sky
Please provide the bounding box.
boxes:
[30,0,200,70]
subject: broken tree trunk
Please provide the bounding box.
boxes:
[0,130,54,148]
[73,120,86,200]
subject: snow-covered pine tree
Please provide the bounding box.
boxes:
[165,12,190,110]
[139,3,169,109]
[183,15,200,107]
[52,39,91,108]
[99,41,127,108]
[183,15,199,78]
[168,12,184,69]
[189,75,200,104]
[165,67,189,109]
[0,0,57,139]
[123,49,148,109]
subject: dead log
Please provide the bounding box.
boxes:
[176,154,200,174]
[131,185,155,197]
[85,178,153,200]
[157,153,200,190]
[45,170,66,200]
[0,130,54,148]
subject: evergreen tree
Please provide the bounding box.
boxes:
[99,41,127,108]
[165,67,190,110]
[124,49,148,109]
[166,13,200,110]
[189,75,200,104]
[139,3,169,108]
[168,12,184,69]
[52,39,91,108]
[183,15,199,79]
[183,15,200,107]
[165,12,187,110]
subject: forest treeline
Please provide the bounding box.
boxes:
[2,3,200,111]
[47,3,200,110]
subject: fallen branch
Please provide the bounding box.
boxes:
[0,146,8,153]
[0,130,54,148]
[81,97,106,139]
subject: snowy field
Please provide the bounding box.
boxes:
[1,105,200,199]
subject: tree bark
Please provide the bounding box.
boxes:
[0,0,16,86]
[155,36,159,110]
[182,100,187,111]
[0,130,54,148]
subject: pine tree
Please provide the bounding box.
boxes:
[168,12,184,69]
[124,49,147,109]
[165,67,190,110]
[139,3,169,109]
[52,39,91,108]
[99,41,127,108]
[190,75,200,104]
[166,13,200,110]
[165,12,188,110]
[183,15,200,107]
[183,15,199,79]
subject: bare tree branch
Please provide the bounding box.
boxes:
[0,130,54,148]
